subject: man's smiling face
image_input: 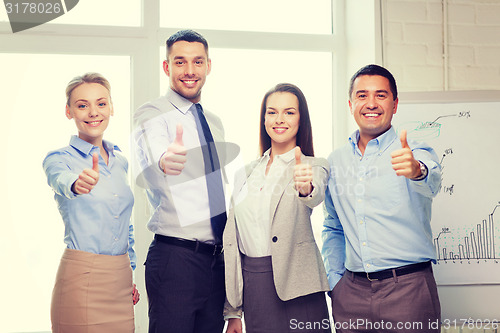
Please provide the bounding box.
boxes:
[163,41,211,104]
[349,74,399,142]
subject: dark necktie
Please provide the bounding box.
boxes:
[194,103,227,244]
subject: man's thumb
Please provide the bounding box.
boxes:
[175,123,183,145]
[400,129,410,149]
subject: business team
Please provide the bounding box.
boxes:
[44,29,441,333]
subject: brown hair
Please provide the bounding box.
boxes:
[259,83,315,156]
[166,29,209,59]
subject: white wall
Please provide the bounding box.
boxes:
[382,0,500,91]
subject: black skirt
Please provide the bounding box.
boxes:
[242,255,330,333]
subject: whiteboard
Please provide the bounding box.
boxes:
[394,90,500,321]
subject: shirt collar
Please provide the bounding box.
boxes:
[349,126,397,154]
[262,147,296,164]
[69,135,121,156]
[166,87,199,115]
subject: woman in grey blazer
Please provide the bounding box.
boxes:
[224,83,331,333]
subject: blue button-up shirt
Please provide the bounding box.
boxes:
[43,136,136,269]
[321,127,441,289]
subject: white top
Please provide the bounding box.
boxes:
[133,88,226,243]
[234,147,296,257]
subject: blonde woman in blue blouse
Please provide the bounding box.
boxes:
[224,83,331,333]
[43,73,139,333]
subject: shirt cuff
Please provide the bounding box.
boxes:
[224,315,242,320]
[296,183,315,199]
[60,172,80,199]
[411,161,428,181]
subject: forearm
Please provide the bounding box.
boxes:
[223,298,242,319]
[411,148,442,197]
[321,188,347,289]
[298,165,329,208]
[128,223,137,270]
[43,156,79,199]
[321,222,346,289]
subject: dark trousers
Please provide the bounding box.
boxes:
[242,255,330,333]
[145,239,225,333]
[331,265,441,333]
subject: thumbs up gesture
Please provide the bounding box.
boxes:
[72,153,100,194]
[293,146,313,197]
[390,130,422,179]
[159,124,187,175]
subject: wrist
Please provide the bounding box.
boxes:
[411,161,428,181]
[298,182,313,197]
[71,181,80,195]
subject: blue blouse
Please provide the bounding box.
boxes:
[43,135,136,269]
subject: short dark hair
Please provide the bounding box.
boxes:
[349,64,398,101]
[259,83,315,157]
[166,29,209,59]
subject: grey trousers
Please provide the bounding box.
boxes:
[331,264,441,333]
[242,255,331,333]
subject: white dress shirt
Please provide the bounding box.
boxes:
[234,148,296,257]
[133,88,226,243]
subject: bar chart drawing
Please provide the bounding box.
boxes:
[433,203,499,262]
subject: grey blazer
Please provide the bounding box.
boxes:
[223,153,331,317]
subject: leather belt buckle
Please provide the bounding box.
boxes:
[366,272,378,281]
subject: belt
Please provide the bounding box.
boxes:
[348,261,431,281]
[154,234,223,256]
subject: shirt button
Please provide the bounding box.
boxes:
[360,221,364,225]
[362,242,366,246]
[115,216,119,219]
[366,264,371,268]
[359,177,363,181]
[114,194,118,197]
[272,236,278,243]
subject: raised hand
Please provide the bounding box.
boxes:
[391,130,421,179]
[72,153,100,194]
[293,146,313,196]
[159,124,187,175]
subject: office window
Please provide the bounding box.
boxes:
[56,0,141,26]
[0,53,130,333]
[0,0,141,26]
[0,5,7,22]
[160,0,333,34]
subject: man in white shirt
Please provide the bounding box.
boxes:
[133,29,227,333]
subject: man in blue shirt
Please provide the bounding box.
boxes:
[322,64,442,332]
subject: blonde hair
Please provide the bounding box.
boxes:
[65,72,111,106]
